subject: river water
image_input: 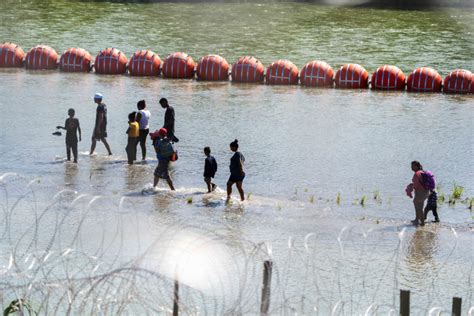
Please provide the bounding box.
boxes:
[0,1,473,314]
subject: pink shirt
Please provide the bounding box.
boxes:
[412,170,425,191]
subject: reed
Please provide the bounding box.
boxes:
[336,192,341,206]
[360,195,366,206]
[451,183,464,200]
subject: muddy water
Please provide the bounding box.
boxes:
[0,1,473,314]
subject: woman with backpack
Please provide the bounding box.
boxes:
[406,160,430,226]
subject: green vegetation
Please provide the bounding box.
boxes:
[309,195,315,203]
[437,185,446,204]
[186,197,193,204]
[360,195,366,207]
[247,192,252,201]
[3,298,36,315]
[373,190,381,203]
[336,192,341,206]
[451,183,464,200]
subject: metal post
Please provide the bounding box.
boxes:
[452,297,462,316]
[400,290,410,316]
[260,260,273,315]
[173,279,179,316]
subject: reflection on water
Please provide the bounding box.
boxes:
[405,227,440,285]
[0,0,473,313]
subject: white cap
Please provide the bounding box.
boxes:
[94,93,103,100]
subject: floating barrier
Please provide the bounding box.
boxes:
[0,42,24,67]
[266,60,299,85]
[59,48,92,72]
[443,69,473,94]
[196,54,229,81]
[1,42,472,94]
[370,65,405,91]
[231,56,265,83]
[335,63,369,89]
[129,50,161,76]
[162,52,195,79]
[300,60,334,87]
[25,45,58,70]
[94,48,127,75]
[406,67,442,93]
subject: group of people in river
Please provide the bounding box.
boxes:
[56,93,246,202]
[57,93,442,218]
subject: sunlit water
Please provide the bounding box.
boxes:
[0,1,473,314]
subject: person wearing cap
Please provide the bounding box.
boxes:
[90,93,112,156]
[159,98,179,143]
[151,128,175,191]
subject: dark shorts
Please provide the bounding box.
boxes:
[228,173,245,183]
[154,160,170,179]
[139,129,149,143]
[92,131,107,140]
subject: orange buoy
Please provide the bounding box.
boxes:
[265,60,299,85]
[129,50,161,76]
[94,48,127,75]
[0,42,24,67]
[231,56,265,83]
[25,45,58,70]
[335,64,369,89]
[162,52,195,79]
[443,69,473,94]
[406,67,442,92]
[59,48,92,72]
[370,65,405,90]
[196,54,229,81]
[300,60,334,87]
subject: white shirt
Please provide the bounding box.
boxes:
[138,109,151,129]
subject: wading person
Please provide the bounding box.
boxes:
[136,100,151,160]
[226,139,245,202]
[424,190,440,223]
[90,93,112,156]
[406,161,430,226]
[151,128,175,191]
[159,98,179,143]
[56,108,81,163]
[203,146,217,193]
[125,112,139,165]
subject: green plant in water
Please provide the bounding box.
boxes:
[360,195,366,206]
[247,192,252,201]
[448,195,456,205]
[451,183,464,199]
[309,195,315,203]
[336,192,341,206]
[186,197,193,204]
[4,298,36,315]
[373,189,381,202]
[469,198,473,211]
[438,192,446,204]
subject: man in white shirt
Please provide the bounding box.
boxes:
[136,100,151,160]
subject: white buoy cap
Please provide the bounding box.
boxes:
[94,93,103,100]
